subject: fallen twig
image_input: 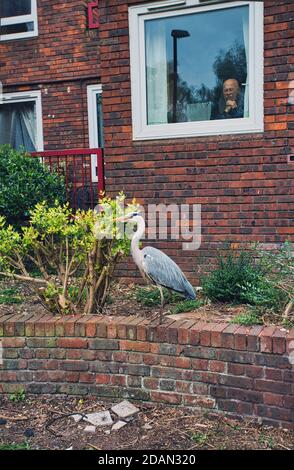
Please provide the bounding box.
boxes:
[0,413,28,422]
[276,442,291,450]
[87,444,102,450]
[284,300,293,318]
[45,412,88,437]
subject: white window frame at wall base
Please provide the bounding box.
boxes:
[1,90,44,151]
[87,84,103,183]
[129,0,264,140]
[0,0,38,41]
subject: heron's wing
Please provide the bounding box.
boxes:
[141,246,195,299]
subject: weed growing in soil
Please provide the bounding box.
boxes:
[171,298,204,314]
[0,441,30,450]
[0,287,23,304]
[9,388,26,402]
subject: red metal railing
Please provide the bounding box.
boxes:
[30,148,105,210]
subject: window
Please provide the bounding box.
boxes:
[0,91,43,151]
[0,0,38,41]
[87,84,104,182]
[129,0,263,140]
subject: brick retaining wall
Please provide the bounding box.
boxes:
[0,314,293,429]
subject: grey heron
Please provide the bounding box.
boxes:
[118,212,196,323]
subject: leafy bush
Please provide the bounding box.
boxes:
[201,250,259,303]
[0,145,66,225]
[201,248,286,311]
[258,241,294,316]
[0,194,139,314]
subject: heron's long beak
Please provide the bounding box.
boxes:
[115,214,133,223]
[115,212,142,223]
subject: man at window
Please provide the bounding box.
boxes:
[211,78,244,120]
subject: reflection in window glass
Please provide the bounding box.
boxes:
[0,101,36,152]
[145,5,249,125]
[0,22,34,35]
[2,0,32,17]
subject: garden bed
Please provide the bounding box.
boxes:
[0,279,291,328]
[0,395,293,450]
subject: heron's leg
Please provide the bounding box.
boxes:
[148,285,165,324]
[158,285,165,325]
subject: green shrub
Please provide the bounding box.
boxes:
[201,248,286,311]
[0,194,140,314]
[258,241,294,314]
[0,145,66,225]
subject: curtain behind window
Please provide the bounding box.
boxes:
[242,14,249,118]
[145,20,168,124]
[0,101,36,151]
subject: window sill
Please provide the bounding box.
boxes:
[0,31,38,41]
[132,117,264,141]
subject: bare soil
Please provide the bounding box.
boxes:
[0,396,293,450]
[0,278,268,324]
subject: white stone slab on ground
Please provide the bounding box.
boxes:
[84,411,113,427]
[111,400,140,419]
[111,420,127,431]
[71,414,83,423]
[84,425,96,433]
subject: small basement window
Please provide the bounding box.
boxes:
[0,0,38,41]
[129,0,264,140]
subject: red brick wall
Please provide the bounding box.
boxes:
[98,0,294,282]
[0,314,293,429]
[0,0,101,150]
[0,0,100,85]
[0,1,293,282]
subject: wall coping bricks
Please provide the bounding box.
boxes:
[0,314,293,430]
[0,314,293,351]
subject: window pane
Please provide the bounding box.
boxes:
[0,22,34,34]
[0,101,36,152]
[1,0,31,18]
[145,5,249,125]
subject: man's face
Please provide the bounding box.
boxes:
[223,79,240,102]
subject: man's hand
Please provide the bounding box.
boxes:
[224,100,237,112]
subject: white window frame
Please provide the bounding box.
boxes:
[0,90,44,151]
[87,84,103,183]
[129,0,264,140]
[0,0,38,41]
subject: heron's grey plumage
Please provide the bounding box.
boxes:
[142,246,196,299]
[128,214,196,303]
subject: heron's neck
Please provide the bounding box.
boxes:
[131,217,145,264]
